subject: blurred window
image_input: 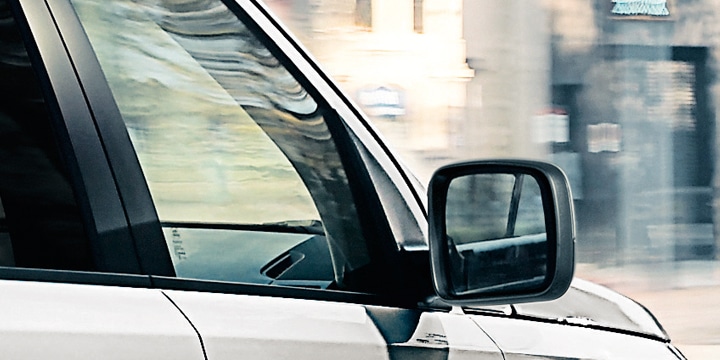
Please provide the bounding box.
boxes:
[355,0,371,28]
[414,0,423,33]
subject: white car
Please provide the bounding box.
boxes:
[0,0,684,359]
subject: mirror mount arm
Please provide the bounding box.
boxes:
[505,174,524,237]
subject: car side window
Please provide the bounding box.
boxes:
[0,2,92,271]
[71,0,372,290]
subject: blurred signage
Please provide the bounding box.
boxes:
[533,109,569,143]
[588,123,621,153]
[611,0,670,17]
[358,86,406,118]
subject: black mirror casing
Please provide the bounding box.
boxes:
[428,160,575,306]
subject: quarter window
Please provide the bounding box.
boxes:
[72,0,372,290]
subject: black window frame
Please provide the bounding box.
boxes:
[0,0,147,278]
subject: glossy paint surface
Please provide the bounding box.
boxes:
[0,280,203,360]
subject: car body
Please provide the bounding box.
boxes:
[0,0,685,359]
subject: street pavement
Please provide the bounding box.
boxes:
[577,261,720,359]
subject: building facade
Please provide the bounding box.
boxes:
[548,0,719,264]
[267,0,720,265]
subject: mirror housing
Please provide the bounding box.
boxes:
[428,160,575,306]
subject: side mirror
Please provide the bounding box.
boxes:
[428,160,575,306]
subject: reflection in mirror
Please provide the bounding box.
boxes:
[445,173,548,296]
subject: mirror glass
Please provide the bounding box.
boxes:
[445,172,548,296]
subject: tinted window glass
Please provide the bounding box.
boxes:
[0,2,91,271]
[72,0,371,289]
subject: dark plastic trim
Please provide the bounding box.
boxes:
[151,276,417,308]
[44,0,175,276]
[14,0,142,273]
[0,267,152,288]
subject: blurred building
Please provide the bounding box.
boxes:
[463,0,552,161]
[548,0,718,264]
[266,0,720,265]
[266,0,474,181]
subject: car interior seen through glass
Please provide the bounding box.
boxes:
[0,2,91,271]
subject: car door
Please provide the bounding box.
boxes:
[0,1,205,359]
[52,0,505,359]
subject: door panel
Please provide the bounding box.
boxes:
[0,280,204,360]
[163,290,389,360]
[166,289,503,360]
[439,314,504,360]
